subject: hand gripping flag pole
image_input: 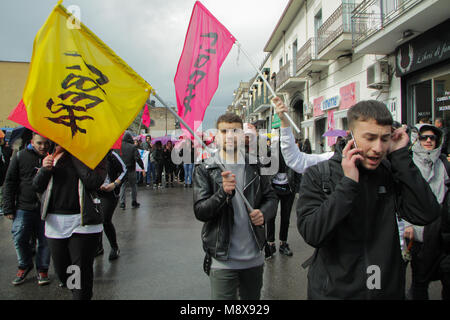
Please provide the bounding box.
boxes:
[153,91,255,213]
[235,40,301,135]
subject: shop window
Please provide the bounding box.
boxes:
[342,118,348,131]
[414,80,432,123]
[434,73,450,128]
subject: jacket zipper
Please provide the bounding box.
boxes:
[363,174,370,300]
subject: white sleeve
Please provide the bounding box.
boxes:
[280,127,333,174]
[112,150,127,182]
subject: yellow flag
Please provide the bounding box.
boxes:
[23,3,151,169]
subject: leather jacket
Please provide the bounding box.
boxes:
[193,160,278,260]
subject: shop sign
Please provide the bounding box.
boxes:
[272,113,281,129]
[321,95,341,111]
[396,20,450,77]
[313,96,324,117]
[327,110,336,147]
[437,91,450,111]
[340,82,357,110]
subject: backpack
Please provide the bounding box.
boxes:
[301,161,334,269]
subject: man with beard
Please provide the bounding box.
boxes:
[3,133,51,286]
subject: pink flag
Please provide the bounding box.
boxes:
[112,133,123,151]
[142,104,151,128]
[174,1,236,137]
[8,99,36,132]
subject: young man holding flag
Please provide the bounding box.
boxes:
[193,113,278,300]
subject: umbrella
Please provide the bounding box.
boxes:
[152,135,178,145]
[323,129,347,137]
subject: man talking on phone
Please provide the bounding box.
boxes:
[276,99,440,299]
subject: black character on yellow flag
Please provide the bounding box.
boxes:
[46,52,109,137]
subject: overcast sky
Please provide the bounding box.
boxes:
[0,0,288,129]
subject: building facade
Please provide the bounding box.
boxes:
[233,0,449,152]
[352,0,450,128]
[228,81,250,119]
[0,61,30,128]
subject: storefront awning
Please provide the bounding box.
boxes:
[301,119,315,128]
[334,109,348,119]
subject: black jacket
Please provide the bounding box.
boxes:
[100,150,127,198]
[152,148,164,164]
[193,159,278,260]
[0,153,5,186]
[32,153,107,226]
[3,148,44,215]
[411,155,450,283]
[120,131,144,170]
[163,148,174,166]
[298,142,440,300]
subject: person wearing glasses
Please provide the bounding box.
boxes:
[404,123,450,300]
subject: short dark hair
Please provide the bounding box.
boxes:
[216,113,243,129]
[347,100,393,129]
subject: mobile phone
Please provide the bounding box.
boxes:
[350,130,358,149]
[349,130,361,164]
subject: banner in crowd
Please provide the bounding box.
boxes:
[136,150,149,172]
[13,1,152,169]
[174,1,236,137]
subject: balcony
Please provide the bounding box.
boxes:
[296,38,329,77]
[352,0,450,54]
[317,3,357,60]
[252,94,271,115]
[275,61,306,94]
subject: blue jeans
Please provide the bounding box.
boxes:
[11,209,50,272]
[147,161,156,185]
[184,163,194,185]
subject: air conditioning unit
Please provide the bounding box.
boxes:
[367,61,390,89]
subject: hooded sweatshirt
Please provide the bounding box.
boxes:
[406,124,448,242]
[120,131,144,170]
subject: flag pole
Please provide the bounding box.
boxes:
[152,91,255,213]
[235,40,301,134]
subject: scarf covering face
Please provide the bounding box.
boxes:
[411,124,447,204]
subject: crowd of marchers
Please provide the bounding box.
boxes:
[0,98,449,300]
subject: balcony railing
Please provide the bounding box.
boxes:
[253,94,270,111]
[317,3,357,54]
[352,0,424,48]
[276,61,294,88]
[296,38,320,72]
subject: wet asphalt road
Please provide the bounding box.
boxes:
[0,181,442,300]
